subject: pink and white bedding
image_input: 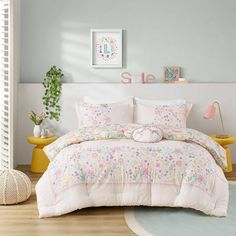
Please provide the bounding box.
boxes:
[36,124,229,218]
[134,99,191,128]
[75,98,133,128]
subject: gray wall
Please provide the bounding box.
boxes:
[21,0,236,83]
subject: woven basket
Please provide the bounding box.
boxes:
[0,169,31,205]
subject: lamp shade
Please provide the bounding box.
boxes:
[203,104,216,120]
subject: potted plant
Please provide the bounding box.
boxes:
[42,66,64,122]
[28,111,46,137]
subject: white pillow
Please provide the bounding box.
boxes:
[132,126,163,143]
[134,98,187,105]
[75,98,133,128]
[134,98,192,128]
[83,96,133,104]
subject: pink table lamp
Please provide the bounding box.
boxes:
[203,101,229,139]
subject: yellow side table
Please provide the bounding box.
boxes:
[27,136,57,173]
[211,135,236,173]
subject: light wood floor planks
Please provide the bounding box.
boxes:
[0,165,135,236]
[0,165,235,236]
[225,164,236,181]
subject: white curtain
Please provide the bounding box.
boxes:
[0,0,13,169]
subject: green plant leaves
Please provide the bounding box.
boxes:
[42,65,63,122]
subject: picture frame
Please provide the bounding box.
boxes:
[91,29,123,68]
[164,66,180,82]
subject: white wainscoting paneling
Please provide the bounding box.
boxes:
[16,83,236,166]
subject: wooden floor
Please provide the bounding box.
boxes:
[0,165,135,236]
[225,164,236,181]
[0,165,236,236]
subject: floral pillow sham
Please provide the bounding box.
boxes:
[75,98,133,127]
[134,98,192,129]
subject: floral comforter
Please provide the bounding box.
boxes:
[36,124,229,218]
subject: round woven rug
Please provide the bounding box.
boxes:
[124,182,236,236]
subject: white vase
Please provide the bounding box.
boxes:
[33,125,41,138]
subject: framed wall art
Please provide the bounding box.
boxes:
[164,66,180,82]
[91,29,123,68]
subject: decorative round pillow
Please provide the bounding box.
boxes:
[0,169,31,205]
[132,126,163,143]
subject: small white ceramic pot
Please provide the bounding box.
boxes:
[33,125,41,138]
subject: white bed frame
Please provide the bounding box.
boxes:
[16,83,236,166]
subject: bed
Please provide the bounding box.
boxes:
[35,98,229,218]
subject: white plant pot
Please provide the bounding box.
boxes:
[33,125,41,138]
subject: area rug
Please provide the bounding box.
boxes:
[124,182,236,236]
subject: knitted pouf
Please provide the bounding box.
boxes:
[0,169,31,205]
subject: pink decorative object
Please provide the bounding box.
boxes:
[203,101,228,138]
[121,72,132,83]
[140,72,145,83]
[145,74,156,83]
[203,105,216,120]
[132,73,145,83]
[121,72,156,83]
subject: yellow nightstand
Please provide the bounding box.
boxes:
[211,135,236,173]
[27,136,57,173]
